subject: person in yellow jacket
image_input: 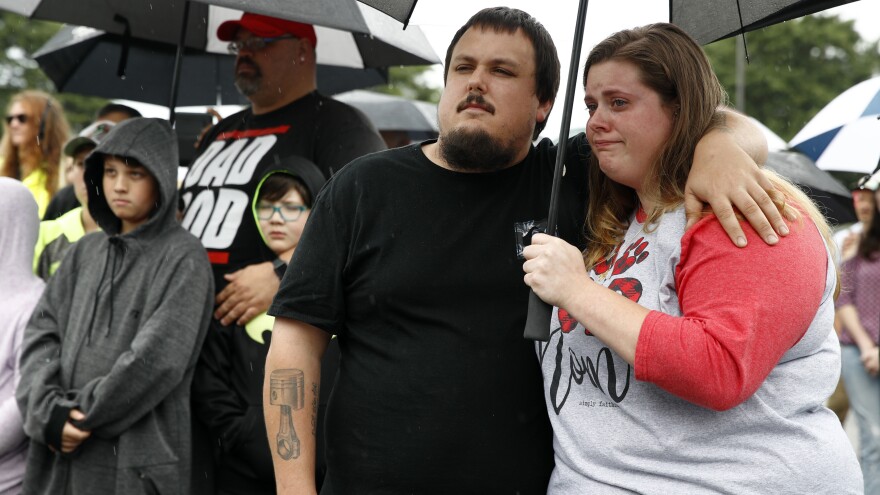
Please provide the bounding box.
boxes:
[1,90,70,217]
[33,121,115,279]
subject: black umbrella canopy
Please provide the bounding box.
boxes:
[0,0,371,49]
[333,90,437,138]
[764,151,856,225]
[670,0,861,44]
[357,0,419,26]
[33,25,389,106]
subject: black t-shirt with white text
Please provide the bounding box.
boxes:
[180,91,385,287]
[270,138,590,494]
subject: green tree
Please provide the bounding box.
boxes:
[0,12,108,133]
[704,14,880,141]
[370,65,441,103]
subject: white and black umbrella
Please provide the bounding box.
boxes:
[4,0,439,121]
[0,0,371,47]
[32,19,438,106]
[790,75,880,175]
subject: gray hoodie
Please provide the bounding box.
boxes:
[16,118,214,495]
[0,178,45,495]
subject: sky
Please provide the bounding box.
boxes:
[405,0,880,140]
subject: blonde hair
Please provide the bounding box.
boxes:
[1,90,71,197]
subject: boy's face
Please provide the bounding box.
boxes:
[102,156,158,234]
[256,188,310,260]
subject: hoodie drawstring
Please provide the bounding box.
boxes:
[85,237,126,344]
[106,237,125,337]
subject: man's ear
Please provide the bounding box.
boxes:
[298,39,315,62]
[536,99,554,125]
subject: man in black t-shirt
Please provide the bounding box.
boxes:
[179,12,384,495]
[180,12,385,321]
[264,7,785,495]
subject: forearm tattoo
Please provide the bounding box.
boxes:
[270,369,304,460]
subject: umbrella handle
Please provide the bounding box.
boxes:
[523,0,590,341]
[523,291,553,341]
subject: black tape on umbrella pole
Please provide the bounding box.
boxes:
[523,0,591,341]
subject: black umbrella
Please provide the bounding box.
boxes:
[764,151,856,226]
[4,0,439,122]
[0,0,371,48]
[333,90,438,140]
[33,25,389,106]
[670,0,861,45]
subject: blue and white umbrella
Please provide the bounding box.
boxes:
[790,76,880,174]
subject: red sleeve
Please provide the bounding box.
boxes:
[634,214,829,411]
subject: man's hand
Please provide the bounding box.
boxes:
[215,261,280,326]
[60,409,90,454]
[685,121,793,247]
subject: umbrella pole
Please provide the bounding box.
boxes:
[523,0,591,341]
[168,0,192,127]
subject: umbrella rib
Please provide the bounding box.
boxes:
[734,0,750,63]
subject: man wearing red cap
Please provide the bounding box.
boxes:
[181,12,383,310]
[179,11,384,495]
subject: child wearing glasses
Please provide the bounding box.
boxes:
[192,158,334,495]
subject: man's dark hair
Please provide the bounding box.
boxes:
[96,103,142,120]
[444,7,560,139]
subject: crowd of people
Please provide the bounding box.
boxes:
[1,6,876,495]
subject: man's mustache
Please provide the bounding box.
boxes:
[235,57,261,76]
[456,94,495,114]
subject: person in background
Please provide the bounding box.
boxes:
[43,103,142,220]
[0,178,45,495]
[264,8,787,494]
[33,120,116,280]
[179,15,384,493]
[193,160,336,494]
[523,22,862,493]
[836,186,880,494]
[94,102,142,124]
[828,184,875,422]
[180,12,385,327]
[16,118,214,494]
[0,90,70,218]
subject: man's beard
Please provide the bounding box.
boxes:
[438,126,520,172]
[234,58,262,97]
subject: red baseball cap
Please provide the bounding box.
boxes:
[217,13,317,48]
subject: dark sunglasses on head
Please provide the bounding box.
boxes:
[5,114,28,125]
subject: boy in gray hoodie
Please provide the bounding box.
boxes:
[16,118,214,494]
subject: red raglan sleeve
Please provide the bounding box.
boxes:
[634,214,830,411]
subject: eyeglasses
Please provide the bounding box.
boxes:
[256,203,308,222]
[5,114,28,125]
[227,35,297,54]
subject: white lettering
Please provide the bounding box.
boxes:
[181,190,214,239]
[201,189,249,249]
[184,140,225,188]
[226,135,277,185]
[199,139,249,187]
